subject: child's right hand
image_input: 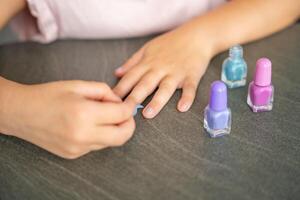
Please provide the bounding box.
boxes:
[0,79,136,159]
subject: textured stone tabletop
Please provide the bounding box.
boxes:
[0,25,299,200]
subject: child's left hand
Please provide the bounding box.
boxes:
[113,25,214,118]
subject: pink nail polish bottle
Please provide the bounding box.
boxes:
[247,58,274,112]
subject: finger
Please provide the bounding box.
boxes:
[91,118,136,147]
[177,78,199,112]
[143,77,178,119]
[115,47,145,77]
[126,72,163,104]
[113,64,148,98]
[89,144,106,151]
[73,81,121,102]
[88,99,136,125]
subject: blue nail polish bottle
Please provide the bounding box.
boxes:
[204,81,231,138]
[221,45,247,88]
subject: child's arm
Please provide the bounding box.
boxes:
[0,0,26,29]
[191,0,300,55]
[113,0,300,118]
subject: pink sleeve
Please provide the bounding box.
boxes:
[11,0,58,43]
[11,0,226,44]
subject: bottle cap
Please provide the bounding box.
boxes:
[209,81,228,111]
[254,58,272,86]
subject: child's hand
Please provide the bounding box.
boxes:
[0,80,136,159]
[113,25,214,118]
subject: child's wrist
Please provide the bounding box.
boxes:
[182,14,235,58]
[0,77,26,136]
[176,19,219,59]
[194,28,221,58]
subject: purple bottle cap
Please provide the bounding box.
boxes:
[254,58,272,86]
[209,81,228,111]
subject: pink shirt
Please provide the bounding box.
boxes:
[12,0,226,43]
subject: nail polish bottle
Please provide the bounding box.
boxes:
[204,81,231,138]
[247,58,274,112]
[221,45,247,88]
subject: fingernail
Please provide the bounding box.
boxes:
[179,102,190,112]
[144,107,155,118]
[115,67,123,74]
[133,104,144,116]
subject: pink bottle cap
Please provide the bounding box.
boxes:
[254,58,272,86]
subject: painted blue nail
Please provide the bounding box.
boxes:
[133,104,144,116]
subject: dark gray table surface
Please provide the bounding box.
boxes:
[0,25,299,200]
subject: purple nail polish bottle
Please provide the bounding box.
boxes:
[247,58,274,112]
[204,81,231,138]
